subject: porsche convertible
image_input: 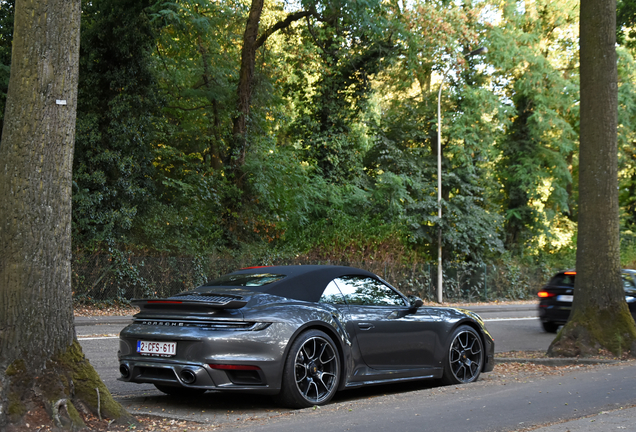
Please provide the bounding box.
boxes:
[118,265,495,408]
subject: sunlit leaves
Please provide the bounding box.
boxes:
[486,0,579,252]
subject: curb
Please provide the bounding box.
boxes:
[495,357,620,366]
[464,304,536,313]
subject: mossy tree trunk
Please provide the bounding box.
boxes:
[547,0,636,357]
[0,0,132,429]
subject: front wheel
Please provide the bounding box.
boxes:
[441,325,484,385]
[541,321,559,333]
[277,329,340,408]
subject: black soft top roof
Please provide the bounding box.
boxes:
[201,265,379,303]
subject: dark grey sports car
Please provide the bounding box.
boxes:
[118,265,495,407]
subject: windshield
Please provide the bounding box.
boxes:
[550,273,575,287]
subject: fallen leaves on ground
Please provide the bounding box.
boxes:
[496,350,550,359]
[491,361,584,376]
[74,303,139,317]
[8,414,209,432]
[496,349,631,361]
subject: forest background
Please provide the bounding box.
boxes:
[1,0,635,302]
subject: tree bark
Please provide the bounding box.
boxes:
[0,0,131,428]
[548,0,636,357]
[230,0,264,168]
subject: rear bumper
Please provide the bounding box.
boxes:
[117,358,279,394]
[117,321,293,395]
[538,303,570,324]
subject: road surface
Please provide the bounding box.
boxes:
[76,304,636,431]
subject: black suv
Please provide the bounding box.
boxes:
[538,269,636,333]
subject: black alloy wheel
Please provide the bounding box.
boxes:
[442,325,484,385]
[278,329,340,408]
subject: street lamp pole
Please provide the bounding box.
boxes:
[436,46,488,304]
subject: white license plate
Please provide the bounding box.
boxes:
[556,295,573,302]
[137,340,177,357]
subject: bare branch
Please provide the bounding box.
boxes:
[255,10,315,49]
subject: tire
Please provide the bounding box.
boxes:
[277,329,340,408]
[441,325,484,385]
[154,384,206,396]
[541,321,559,333]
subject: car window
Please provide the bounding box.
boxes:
[623,273,636,295]
[549,274,575,287]
[334,276,407,306]
[319,281,347,305]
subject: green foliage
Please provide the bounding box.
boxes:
[284,0,400,182]
[149,0,245,168]
[618,48,636,231]
[73,0,160,249]
[1,0,633,267]
[621,231,636,268]
[487,0,579,253]
[360,2,505,263]
[618,0,636,50]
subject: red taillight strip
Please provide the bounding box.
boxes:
[537,291,555,298]
[564,271,576,275]
[147,300,183,304]
[208,364,261,371]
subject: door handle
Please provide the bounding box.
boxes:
[358,322,375,330]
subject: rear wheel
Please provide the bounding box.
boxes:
[277,329,340,408]
[541,321,559,333]
[154,384,206,396]
[441,325,483,385]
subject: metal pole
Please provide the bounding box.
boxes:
[437,75,445,304]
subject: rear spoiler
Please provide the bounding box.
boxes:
[132,295,247,311]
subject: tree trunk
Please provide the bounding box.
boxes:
[229,0,264,168]
[229,3,314,170]
[548,0,636,357]
[0,0,132,428]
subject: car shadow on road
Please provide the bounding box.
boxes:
[333,379,439,403]
[116,378,441,422]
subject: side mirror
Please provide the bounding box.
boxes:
[408,295,423,309]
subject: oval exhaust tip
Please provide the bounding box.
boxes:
[180,369,196,384]
[119,364,131,379]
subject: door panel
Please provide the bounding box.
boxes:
[333,276,438,369]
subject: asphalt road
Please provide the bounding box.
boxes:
[77,305,636,431]
[208,363,636,432]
